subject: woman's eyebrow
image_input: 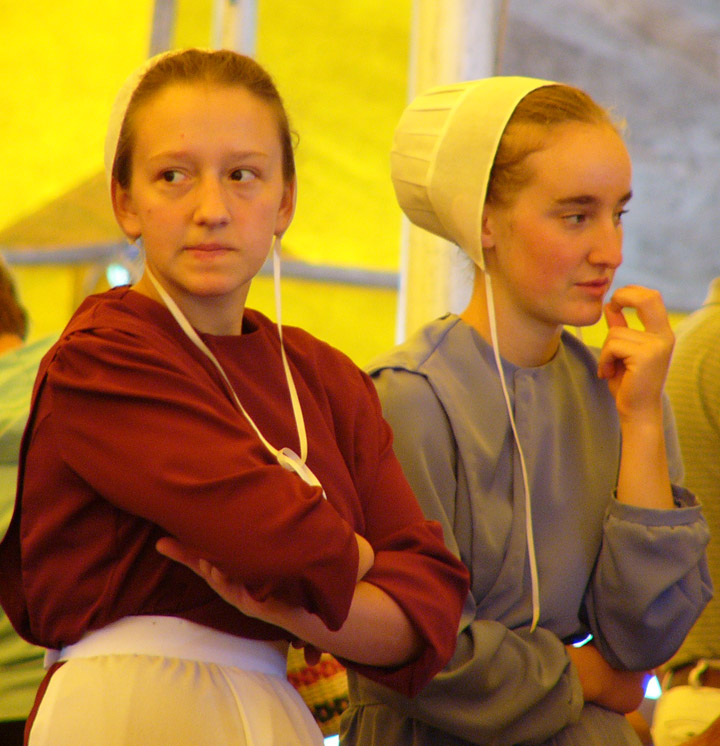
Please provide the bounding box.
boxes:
[553,190,633,207]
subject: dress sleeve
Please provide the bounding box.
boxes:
[41,327,360,630]
[365,367,585,743]
[326,367,470,697]
[582,394,713,670]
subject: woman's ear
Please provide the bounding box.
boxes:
[274,176,297,237]
[111,179,142,241]
[481,205,496,250]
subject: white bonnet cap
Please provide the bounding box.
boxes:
[104,50,185,190]
[390,76,555,268]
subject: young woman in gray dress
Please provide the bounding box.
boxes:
[336,77,712,746]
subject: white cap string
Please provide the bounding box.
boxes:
[391,76,556,632]
[105,50,320,494]
[484,271,540,631]
[144,260,323,494]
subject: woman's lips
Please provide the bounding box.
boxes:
[185,243,233,256]
[576,278,610,297]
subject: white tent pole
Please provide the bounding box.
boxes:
[149,0,178,55]
[212,0,258,55]
[395,0,498,342]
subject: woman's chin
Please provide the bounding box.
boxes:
[563,304,605,329]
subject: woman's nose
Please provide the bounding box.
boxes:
[588,219,623,268]
[193,177,231,226]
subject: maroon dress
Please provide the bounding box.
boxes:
[0,287,469,697]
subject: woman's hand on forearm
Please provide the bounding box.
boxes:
[156,536,420,667]
[567,643,649,714]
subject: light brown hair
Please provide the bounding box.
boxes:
[113,49,296,189]
[487,84,622,208]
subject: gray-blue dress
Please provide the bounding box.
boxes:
[341,314,712,746]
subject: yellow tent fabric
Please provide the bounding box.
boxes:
[0,1,684,357]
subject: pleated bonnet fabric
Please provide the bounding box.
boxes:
[390,76,555,269]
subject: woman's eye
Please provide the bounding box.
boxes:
[614,209,629,225]
[230,169,256,182]
[160,170,185,184]
[564,214,586,226]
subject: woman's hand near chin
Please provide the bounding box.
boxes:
[597,285,676,510]
[597,285,674,422]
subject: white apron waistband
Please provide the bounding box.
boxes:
[44,616,287,677]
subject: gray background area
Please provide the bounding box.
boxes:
[502,0,720,311]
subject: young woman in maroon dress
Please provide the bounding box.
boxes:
[0,49,468,745]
